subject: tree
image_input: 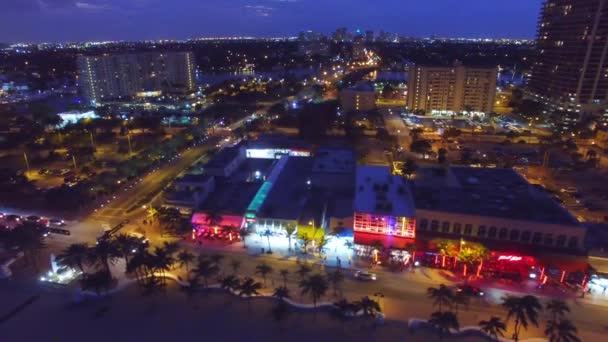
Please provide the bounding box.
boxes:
[113,234,140,267]
[279,269,290,288]
[80,270,114,295]
[296,264,312,281]
[502,295,542,341]
[284,223,297,252]
[220,274,241,293]
[230,258,242,275]
[88,238,119,275]
[353,296,381,318]
[410,139,432,156]
[438,147,447,164]
[316,235,331,256]
[327,269,345,297]
[193,257,220,288]
[296,232,312,254]
[56,243,89,273]
[545,299,570,321]
[238,277,263,312]
[205,211,223,228]
[262,229,273,253]
[255,263,273,287]
[442,127,462,141]
[6,222,46,270]
[273,286,290,302]
[239,228,250,248]
[299,274,329,308]
[544,319,580,342]
[428,311,459,341]
[427,284,454,312]
[479,316,507,340]
[177,250,196,273]
[401,158,417,179]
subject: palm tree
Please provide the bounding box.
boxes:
[230,258,241,275]
[80,270,114,295]
[452,292,470,314]
[479,316,507,341]
[205,210,223,228]
[157,207,183,236]
[113,233,140,266]
[262,229,273,253]
[427,284,454,312]
[220,274,241,293]
[275,269,288,289]
[255,263,273,287]
[502,295,542,341]
[299,274,329,308]
[296,264,312,281]
[428,311,459,341]
[209,253,224,273]
[546,299,570,321]
[353,296,381,318]
[327,269,344,297]
[7,222,46,270]
[193,257,219,288]
[284,223,297,252]
[151,246,175,282]
[544,319,580,342]
[177,250,196,273]
[316,236,331,256]
[56,243,89,273]
[401,158,417,179]
[273,286,290,302]
[238,277,262,312]
[88,238,119,275]
[147,206,159,223]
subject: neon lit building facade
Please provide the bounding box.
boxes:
[353,166,416,249]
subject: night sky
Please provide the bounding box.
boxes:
[1,0,543,43]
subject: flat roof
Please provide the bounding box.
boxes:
[175,174,213,184]
[413,166,579,226]
[258,157,314,220]
[354,165,416,217]
[200,181,262,215]
[205,144,242,168]
[312,148,355,174]
[246,134,312,150]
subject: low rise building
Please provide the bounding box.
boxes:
[340,83,376,113]
[205,144,245,177]
[164,174,215,209]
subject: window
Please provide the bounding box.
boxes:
[419,219,428,230]
[544,234,554,246]
[556,235,566,247]
[488,226,497,238]
[521,231,531,242]
[441,222,450,233]
[509,229,520,241]
[464,224,473,235]
[453,223,462,235]
[532,232,542,244]
[568,237,578,249]
[498,228,508,240]
[430,220,439,232]
[477,225,486,237]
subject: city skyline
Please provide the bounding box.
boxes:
[1,0,543,43]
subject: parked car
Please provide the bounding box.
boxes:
[48,218,66,227]
[5,214,21,222]
[354,270,377,281]
[456,285,485,297]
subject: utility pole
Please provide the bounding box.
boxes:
[72,155,77,170]
[127,134,133,155]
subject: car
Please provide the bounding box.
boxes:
[5,214,21,222]
[560,187,578,194]
[128,232,149,244]
[456,285,485,297]
[354,270,377,281]
[26,215,41,222]
[48,218,66,227]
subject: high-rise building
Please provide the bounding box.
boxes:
[333,27,348,42]
[528,0,608,117]
[407,62,497,115]
[365,30,375,43]
[77,51,195,102]
[340,83,376,112]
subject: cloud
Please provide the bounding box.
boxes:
[244,4,275,17]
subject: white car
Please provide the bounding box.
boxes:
[354,270,377,281]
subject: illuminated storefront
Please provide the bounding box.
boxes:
[353,212,416,249]
[245,148,311,159]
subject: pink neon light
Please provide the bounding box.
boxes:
[498,255,522,261]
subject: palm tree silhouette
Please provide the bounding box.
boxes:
[428,311,459,341]
[427,284,454,312]
[279,269,290,288]
[220,274,241,294]
[299,274,328,309]
[327,269,345,297]
[230,258,242,275]
[296,264,312,281]
[238,277,262,312]
[353,296,381,318]
[193,257,219,288]
[502,295,542,341]
[57,243,89,273]
[255,263,273,287]
[113,233,140,266]
[544,319,580,342]
[545,299,570,321]
[273,286,290,303]
[479,316,507,341]
[88,238,119,275]
[177,250,196,273]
